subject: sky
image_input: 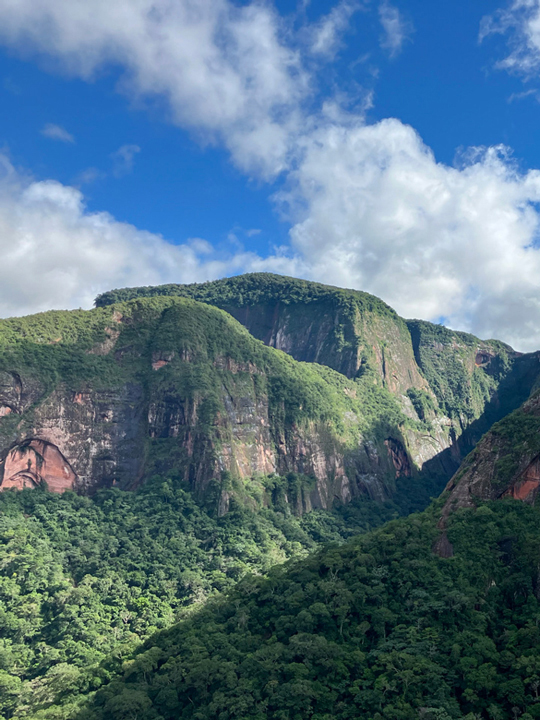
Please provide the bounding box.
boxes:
[2,1,540,350]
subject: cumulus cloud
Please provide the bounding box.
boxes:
[41,123,75,143]
[0,155,260,317]
[378,1,411,58]
[481,0,540,76]
[5,122,540,352]
[1,0,540,351]
[278,118,540,351]
[0,0,306,178]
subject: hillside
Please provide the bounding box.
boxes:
[2,275,540,719]
[96,273,540,471]
[35,498,540,720]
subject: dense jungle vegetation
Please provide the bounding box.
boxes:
[94,274,399,321]
[12,497,540,720]
[0,479,398,719]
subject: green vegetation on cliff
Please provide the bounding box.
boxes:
[0,294,421,505]
[94,274,535,450]
[407,320,513,422]
[451,395,540,493]
[97,274,416,389]
[491,408,540,486]
[94,274,398,321]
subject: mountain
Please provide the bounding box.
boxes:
[2,274,538,511]
[96,273,540,474]
[0,294,419,510]
[2,273,540,719]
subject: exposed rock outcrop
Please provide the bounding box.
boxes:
[440,393,540,516]
[1,439,76,492]
[433,392,540,554]
[0,297,411,507]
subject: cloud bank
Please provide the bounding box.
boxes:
[0,0,540,352]
[0,156,258,317]
[282,119,540,351]
[0,0,305,178]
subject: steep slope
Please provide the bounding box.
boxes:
[439,391,540,524]
[0,296,425,508]
[96,273,540,472]
[97,273,429,393]
[51,499,540,720]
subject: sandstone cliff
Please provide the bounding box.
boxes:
[96,274,539,473]
[0,297,421,510]
[430,384,540,556]
[2,276,539,516]
[440,390,540,514]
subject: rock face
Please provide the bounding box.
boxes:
[2,275,539,516]
[440,393,540,515]
[0,297,413,509]
[433,391,540,555]
[95,274,540,473]
[1,439,76,491]
[0,377,146,494]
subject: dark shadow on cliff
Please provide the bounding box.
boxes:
[392,351,540,516]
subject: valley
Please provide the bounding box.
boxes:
[1,274,540,719]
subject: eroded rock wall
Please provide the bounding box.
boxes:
[0,380,146,493]
[2,289,535,516]
[0,306,407,509]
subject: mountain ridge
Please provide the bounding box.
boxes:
[2,274,540,718]
[1,274,538,509]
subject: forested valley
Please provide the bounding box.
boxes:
[1,274,540,720]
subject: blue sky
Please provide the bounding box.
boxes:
[1,0,540,350]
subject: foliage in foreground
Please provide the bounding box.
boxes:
[59,499,540,720]
[0,481,396,719]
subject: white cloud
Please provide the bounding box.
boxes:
[0,155,257,317]
[309,1,359,58]
[378,1,411,58]
[1,0,540,352]
[7,120,540,353]
[277,117,540,351]
[111,144,140,177]
[481,0,540,76]
[41,123,75,143]
[0,0,307,178]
